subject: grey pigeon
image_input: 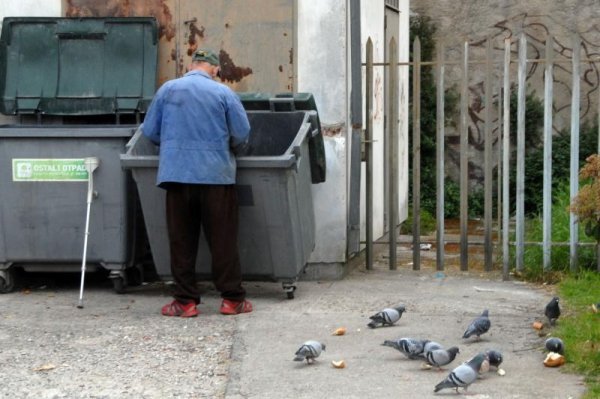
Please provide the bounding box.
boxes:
[434,353,486,393]
[545,337,564,355]
[293,340,326,364]
[382,338,428,359]
[368,305,406,328]
[423,341,443,357]
[484,349,503,368]
[545,297,560,326]
[462,309,491,340]
[425,346,460,369]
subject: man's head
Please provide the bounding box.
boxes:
[191,49,221,78]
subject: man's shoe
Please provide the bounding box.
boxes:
[161,300,199,317]
[220,299,253,315]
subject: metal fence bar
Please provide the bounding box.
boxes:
[570,34,581,272]
[412,36,422,271]
[436,41,446,271]
[543,36,554,272]
[460,40,469,271]
[502,38,511,280]
[516,34,527,272]
[388,37,399,270]
[497,82,503,254]
[484,38,493,271]
[364,57,600,67]
[365,38,374,270]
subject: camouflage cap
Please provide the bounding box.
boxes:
[192,49,220,66]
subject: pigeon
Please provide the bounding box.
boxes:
[484,349,503,369]
[545,337,564,355]
[293,340,326,364]
[462,309,491,340]
[382,338,428,359]
[592,302,600,313]
[545,297,560,325]
[367,305,406,328]
[423,341,443,357]
[434,353,486,393]
[425,346,460,369]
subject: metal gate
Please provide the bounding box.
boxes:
[364,33,600,276]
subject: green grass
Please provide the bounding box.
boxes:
[554,271,600,398]
[515,185,597,283]
[511,184,600,397]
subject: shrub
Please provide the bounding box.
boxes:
[515,184,596,282]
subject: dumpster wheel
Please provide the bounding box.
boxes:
[109,270,128,294]
[282,282,297,299]
[0,269,16,294]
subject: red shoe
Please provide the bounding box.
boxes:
[161,300,199,317]
[220,299,253,315]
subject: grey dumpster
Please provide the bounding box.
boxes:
[121,100,324,298]
[0,17,158,293]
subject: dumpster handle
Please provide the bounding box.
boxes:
[269,98,296,112]
[292,145,301,173]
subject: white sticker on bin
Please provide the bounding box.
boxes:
[12,159,89,182]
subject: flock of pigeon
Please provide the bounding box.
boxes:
[293,297,564,394]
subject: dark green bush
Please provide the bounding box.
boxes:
[409,15,459,218]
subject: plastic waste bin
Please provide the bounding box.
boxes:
[0,17,158,293]
[121,95,325,298]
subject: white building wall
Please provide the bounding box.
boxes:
[360,1,385,242]
[359,1,410,245]
[297,0,409,265]
[0,1,61,26]
[397,0,410,223]
[297,0,349,264]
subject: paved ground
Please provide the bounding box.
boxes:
[0,260,588,398]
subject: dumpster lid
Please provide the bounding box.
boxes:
[237,92,322,133]
[238,92,318,112]
[0,17,158,116]
[237,92,326,184]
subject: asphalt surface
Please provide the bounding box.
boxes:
[0,262,588,398]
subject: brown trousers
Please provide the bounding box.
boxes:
[165,183,245,304]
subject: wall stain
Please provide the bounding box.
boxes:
[186,22,205,55]
[322,123,344,137]
[219,50,253,83]
[65,0,176,41]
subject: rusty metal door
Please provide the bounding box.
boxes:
[64,0,294,92]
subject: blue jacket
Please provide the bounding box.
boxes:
[141,70,250,186]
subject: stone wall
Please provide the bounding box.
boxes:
[410,0,600,185]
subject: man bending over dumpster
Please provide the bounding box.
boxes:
[142,48,253,317]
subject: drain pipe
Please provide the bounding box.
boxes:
[347,0,362,257]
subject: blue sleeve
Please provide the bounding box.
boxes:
[141,84,167,145]
[225,90,251,147]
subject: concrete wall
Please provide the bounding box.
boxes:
[359,0,410,245]
[297,0,348,265]
[411,0,600,186]
[0,0,411,273]
[297,0,410,268]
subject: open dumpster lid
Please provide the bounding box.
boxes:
[0,17,158,116]
[237,92,326,183]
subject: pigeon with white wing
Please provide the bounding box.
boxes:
[293,340,326,364]
[434,353,485,394]
[382,338,428,359]
[425,346,460,370]
[367,305,406,328]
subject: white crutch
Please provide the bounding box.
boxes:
[77,157,100,309]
